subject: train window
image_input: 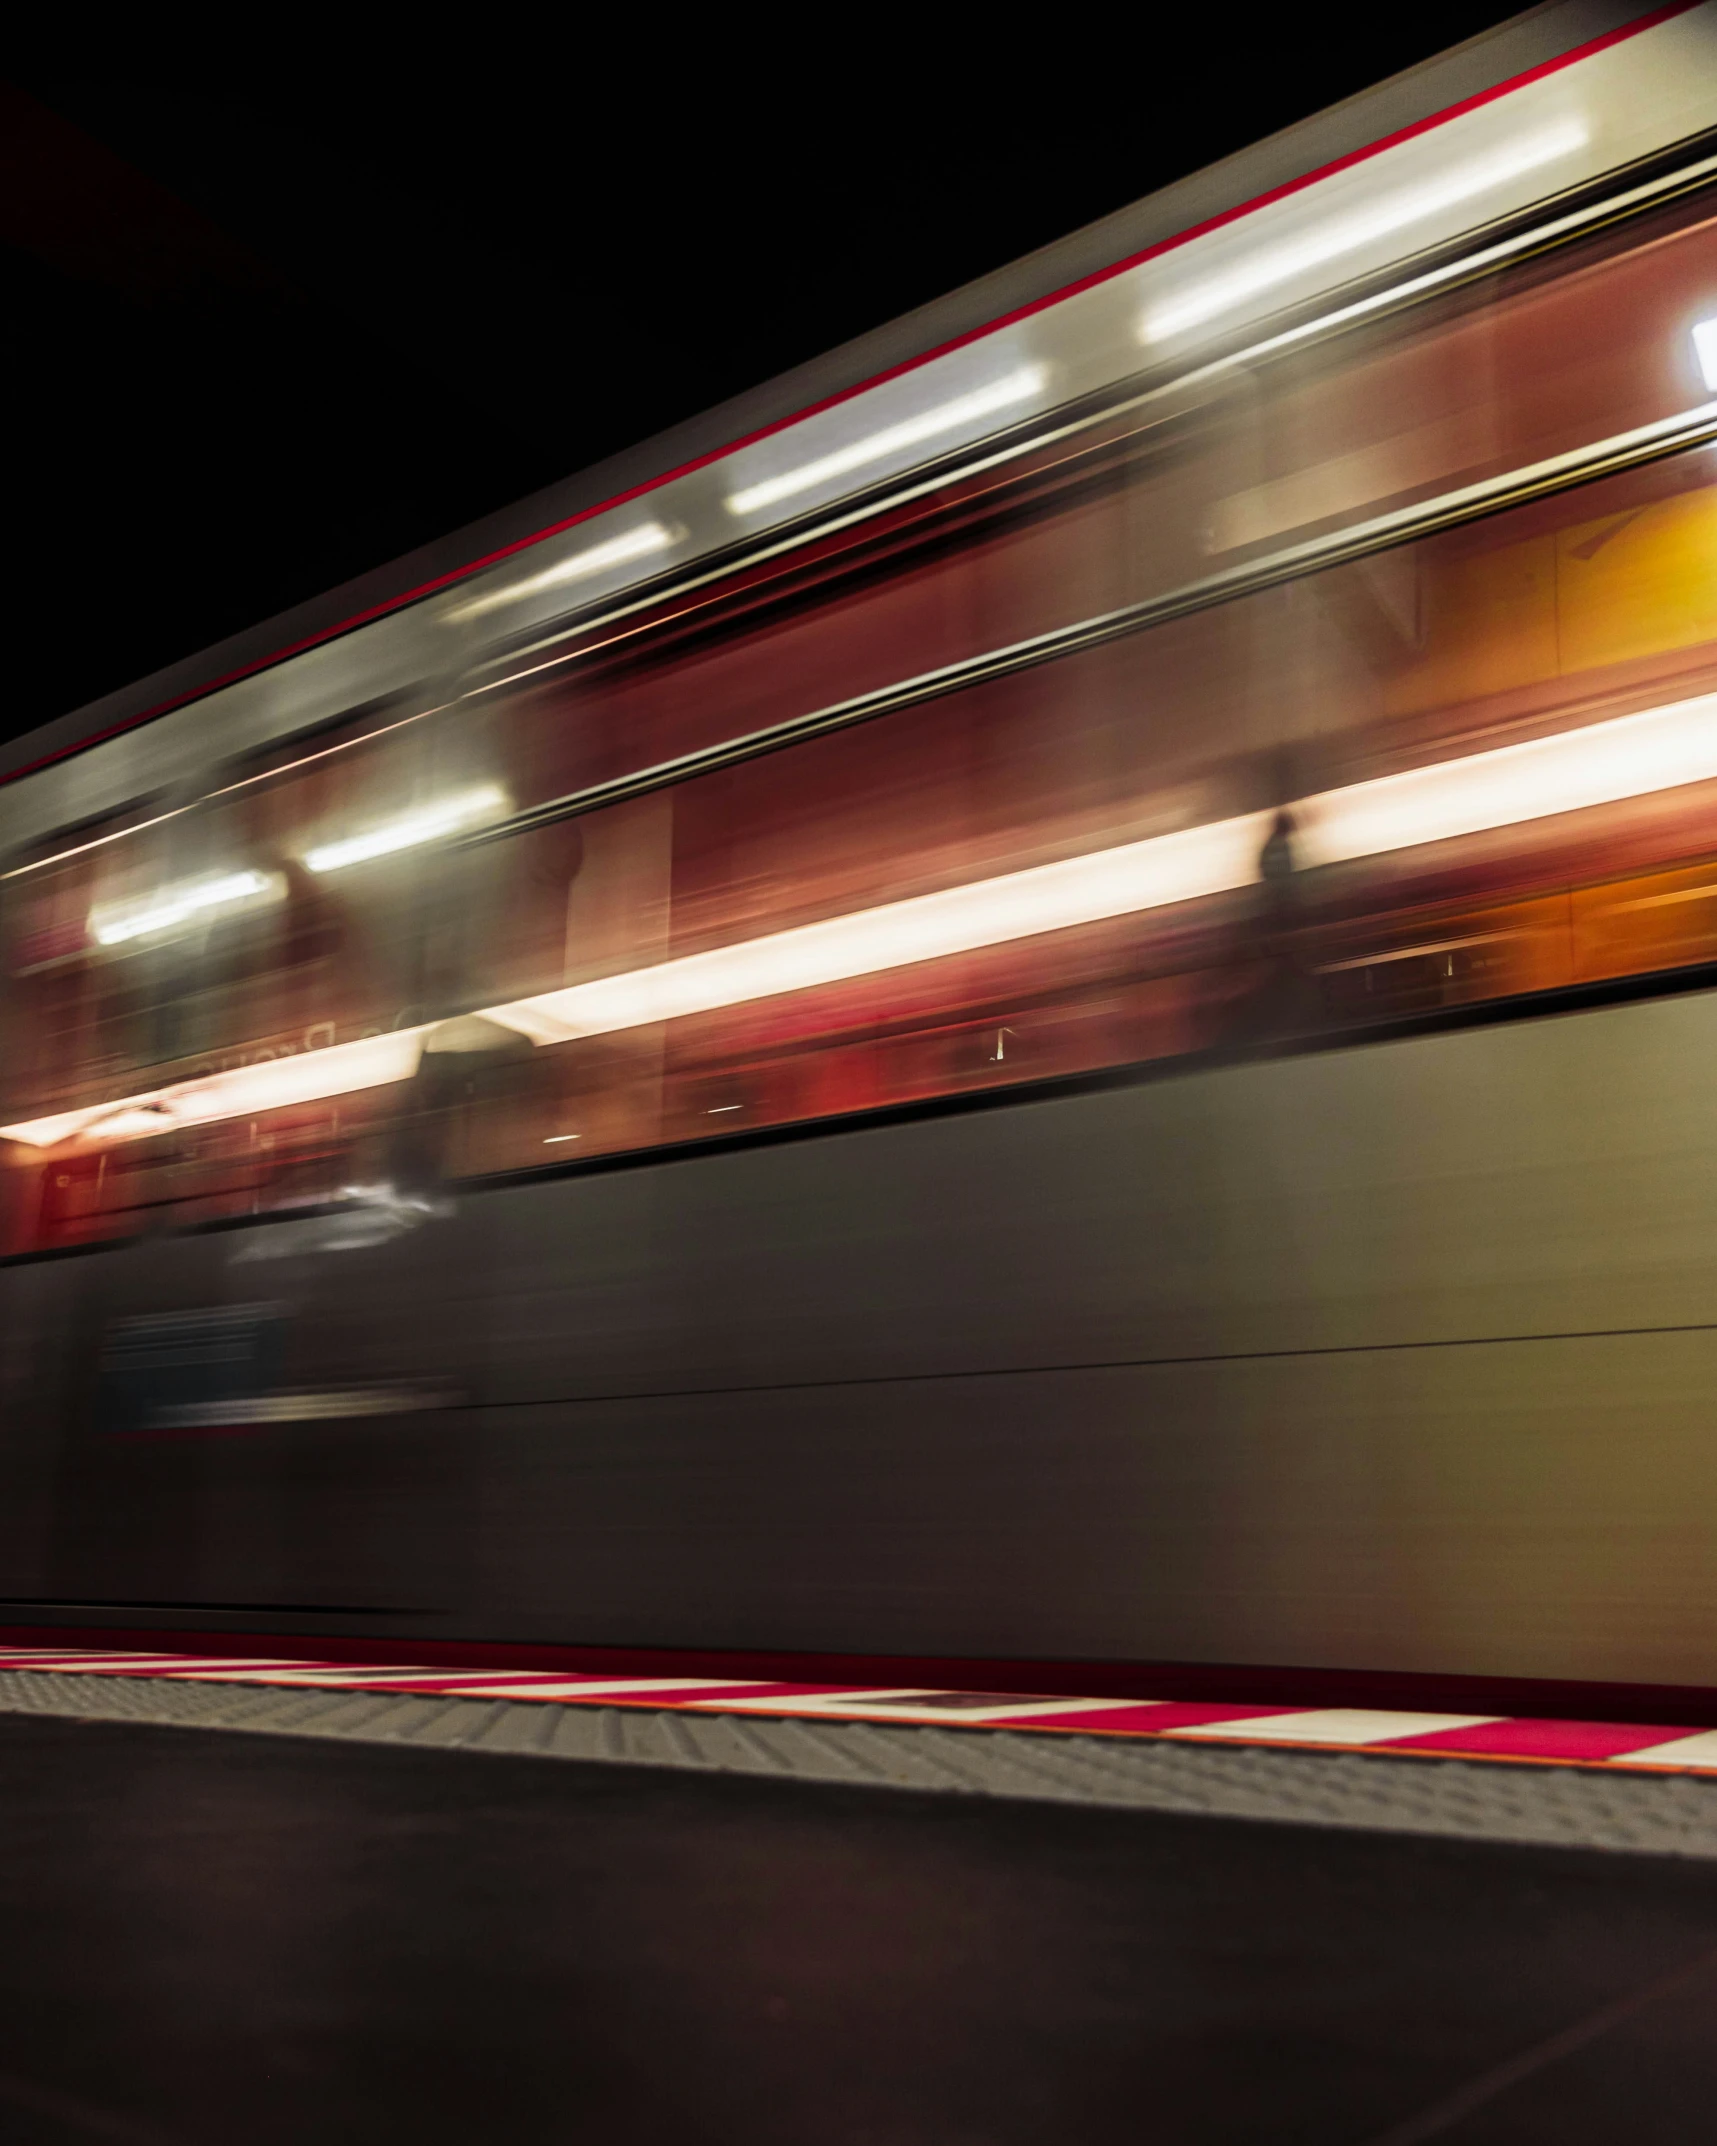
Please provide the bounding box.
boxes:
[12,182,1717,1253]
[471,185,1717,826]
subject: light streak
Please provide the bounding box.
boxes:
[484,814,1269,1044]
[303,785,507,873]
[1141,119,1590,344]
[90,870,282,947]
[1694,316,1717,391]
[726,368,1048,516]
[443,523,676,621]
[0,1030,427,1150]
[1301,690,1717,865]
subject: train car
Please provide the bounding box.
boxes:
[9,1,1717,1709]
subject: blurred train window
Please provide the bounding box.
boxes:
[12,183,1717,1254]
[476,188,1717,822]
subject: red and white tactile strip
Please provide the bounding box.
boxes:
[7,1646,1717,1774]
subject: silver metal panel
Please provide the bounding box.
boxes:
[7,984,1717,1688]
[438,1333,1717,1681]
[467,987,1717,1398]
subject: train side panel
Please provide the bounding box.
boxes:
[5,981,1717,1688]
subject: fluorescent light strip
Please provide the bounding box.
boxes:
[14,687,1717,1153]
[727,367,1048,517]
[1141,118,1590,344]
[1303,691,1717,866]
[0,1030,428,1150]
[444,523,676,622]
[304,784,508,873]
[487,815,1270,1045]
[91,869,282,947]
[1695,317,1717,392]
[483,690,1717,1042]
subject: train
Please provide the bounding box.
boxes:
[9,0,1717,1709]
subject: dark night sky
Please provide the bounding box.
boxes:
[6,19,1524,750]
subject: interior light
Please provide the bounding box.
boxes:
[1693,318,1717,392]
[444,522,676,621]
[1141,119,1589,344]
[90,870,282,947]
[487,690,1717,1046]
[726,367,1048,516]
[0,1029,427,1151]
[484,813,1269,1044]
[81,1103,179,1145]
[303,785,508,873]
[1300,689,1717,866]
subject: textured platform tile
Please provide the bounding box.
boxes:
[0,1646,1712,1776]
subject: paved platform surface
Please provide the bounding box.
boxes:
[7,1644,1717,1772]
[13,1663,1717,1860]
[5,1708,1717,2144]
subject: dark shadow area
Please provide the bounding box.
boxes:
[3,1711,1717,2143]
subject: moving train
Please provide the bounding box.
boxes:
[8,0,1717,1708]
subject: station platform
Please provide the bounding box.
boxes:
[5,1661,1717,2141]
[9,1642,1717,1861]
[6,1641,1717,1764]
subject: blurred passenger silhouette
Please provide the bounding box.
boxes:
[1222,806,1322,1046]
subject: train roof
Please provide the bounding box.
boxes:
[3,0,1705,845]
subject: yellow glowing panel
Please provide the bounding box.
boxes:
[1382,535,1557,720]
[1557,488,1717,676]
